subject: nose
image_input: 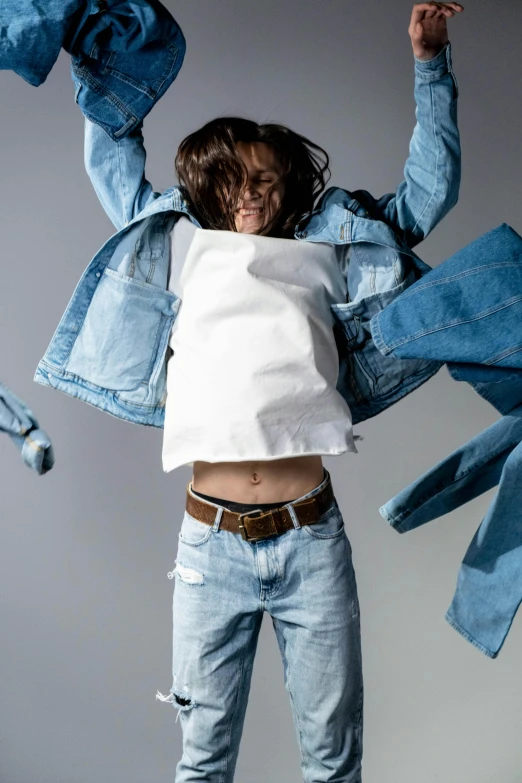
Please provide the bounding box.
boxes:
[243,178,261,200]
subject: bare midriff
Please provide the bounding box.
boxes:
[192,455,324,504]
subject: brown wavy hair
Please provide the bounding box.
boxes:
[174,117,330,237]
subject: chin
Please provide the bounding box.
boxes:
[238,222,265,234]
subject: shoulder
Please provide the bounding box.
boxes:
[129,184,197,226]
[296,187,374,236]
[315,186,374,218]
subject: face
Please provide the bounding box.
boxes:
[234,141,285,235]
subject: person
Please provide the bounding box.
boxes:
[79,3,463,780]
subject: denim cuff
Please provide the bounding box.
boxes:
[414,41,452,79]
[20,429,55,474]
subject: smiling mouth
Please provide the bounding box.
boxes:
[237,207,264,217]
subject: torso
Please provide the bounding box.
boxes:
[192,455,324,503]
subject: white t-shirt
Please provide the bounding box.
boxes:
[162,217,357,472]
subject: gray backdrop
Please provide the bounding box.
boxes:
[1,1,521,781]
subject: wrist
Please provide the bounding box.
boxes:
[413,42,448,63]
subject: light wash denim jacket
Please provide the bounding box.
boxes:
[33,42,460,428]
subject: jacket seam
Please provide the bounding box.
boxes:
[25,433,43,453]
[486,344,522,365]
[410,82,440,240]
[73,64,137,122]
[36,362,161,409]
[388,262,521,300]
[377,294,522,352]
[117,142,129,227]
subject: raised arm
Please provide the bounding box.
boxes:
[353,2,464,248]
[84,118,161,231]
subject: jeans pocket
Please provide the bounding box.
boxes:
[303,505,346,539]
[178,512,213,547]
[101,42,182,99]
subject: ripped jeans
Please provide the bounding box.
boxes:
[157,469,363,783]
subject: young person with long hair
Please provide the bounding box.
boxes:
[82,4,464,780]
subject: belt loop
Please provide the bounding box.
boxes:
[287,467,330,530]
[212,506,223,531]
[285,503,301,530]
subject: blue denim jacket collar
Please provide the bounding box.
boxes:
[124,186,200,227]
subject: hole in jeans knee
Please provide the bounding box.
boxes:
[156,689,196,717]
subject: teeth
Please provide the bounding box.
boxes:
[240,208,263,215]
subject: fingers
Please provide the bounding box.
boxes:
[412,2,464,16]
[410,3,463,25]
[433,3,464,13]
[414,2,464,8]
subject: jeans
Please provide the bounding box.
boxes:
[371,222,522,656]
[380,404,522,658]
[157,469,364,783]
[0,0,185,140]
[371,223,522,414]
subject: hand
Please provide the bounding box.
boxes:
[409,2,464,61]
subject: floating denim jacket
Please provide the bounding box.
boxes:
[0,0,186,140]
[33,43,460,426]
[0,381,54,474]
[372,222,522,657]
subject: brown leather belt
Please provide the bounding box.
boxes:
[185,476,335,542]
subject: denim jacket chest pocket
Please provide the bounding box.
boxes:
[65,214,179,403]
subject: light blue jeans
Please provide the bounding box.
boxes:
[158,469,363,783]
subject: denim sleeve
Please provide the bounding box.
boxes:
[0,381,54,474]
[353,41,461,249]
[84,117,160,230]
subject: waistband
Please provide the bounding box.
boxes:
[185,468,335,542]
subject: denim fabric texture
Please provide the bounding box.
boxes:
[157,469,364,783]
[0,381,54,474]
[0,0,186,140]
[33,43,460,428]
[374,223,522,657]
[0,0,84,86]
[371,223,522,408]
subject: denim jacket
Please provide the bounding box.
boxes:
[33,42,460,427]
[0,0,186,140]
[373,222,522,657]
